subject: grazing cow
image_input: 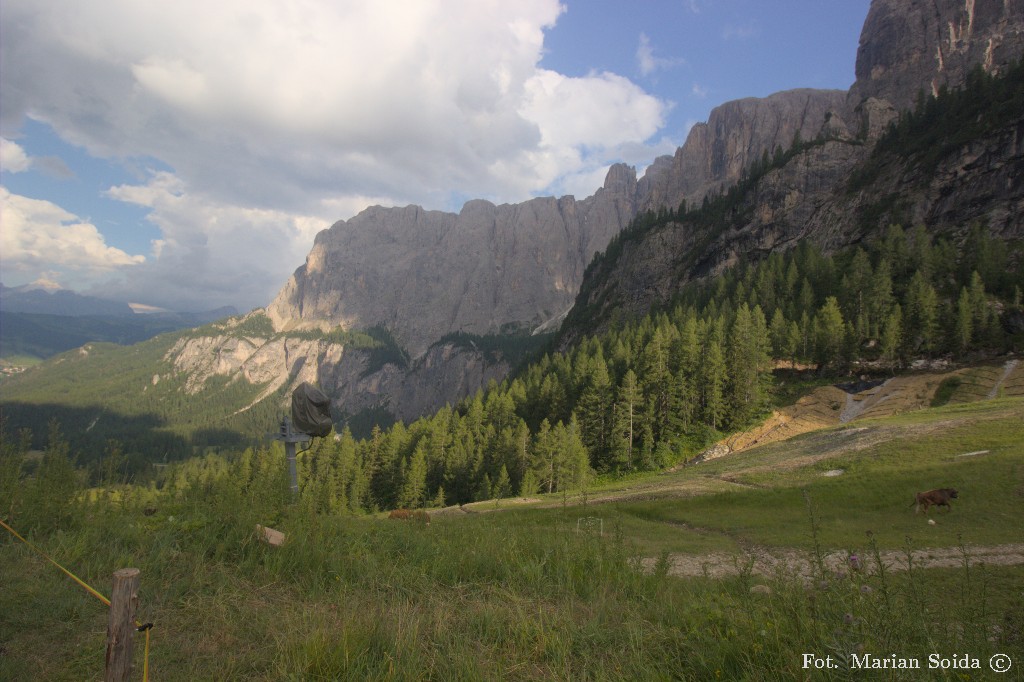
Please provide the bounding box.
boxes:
[910,488,958,514]
[388,509,431,524]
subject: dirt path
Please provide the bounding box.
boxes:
[987,358,1020,398]
[640,543,1024,579]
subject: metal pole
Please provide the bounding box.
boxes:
[285,440,298,496]
[270,415,310,500]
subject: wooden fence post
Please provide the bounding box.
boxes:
[105,568,140,682]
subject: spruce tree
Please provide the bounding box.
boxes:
[813,297,846,371]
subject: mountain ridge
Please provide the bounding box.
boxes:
[4,0,1023,443]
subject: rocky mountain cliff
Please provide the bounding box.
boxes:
[849,0,1024,112]
[267,165,639,357]
[562,0,1024,341]
[636,89,851,214]
[21,0,1018,437]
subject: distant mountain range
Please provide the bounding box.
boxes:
[0,282,136,317]
[0,283,237,360]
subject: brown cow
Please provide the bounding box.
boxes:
[388,509,431,524]
[911,488,958,514]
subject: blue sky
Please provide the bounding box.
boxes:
[0,0,871,312]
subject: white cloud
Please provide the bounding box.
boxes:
[1,138,31,172]
[99,172,329,312]
[636,33,684,78]
[0,187,145,288]
[692,83,709,99]
[0,0,675,309]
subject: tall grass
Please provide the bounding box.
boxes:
[3,401,1022,679]
[3,485,1022,681]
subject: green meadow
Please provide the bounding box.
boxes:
[2,398,1022,680]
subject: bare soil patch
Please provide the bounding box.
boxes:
[694,360,1024,462]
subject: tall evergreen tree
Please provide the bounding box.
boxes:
[904,271,940,356]
[612,369,641,470]
[813,297,846,371]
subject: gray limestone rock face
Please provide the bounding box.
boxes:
[266,165,637,356]
[637,89,850,214]
[848,0,1024,113]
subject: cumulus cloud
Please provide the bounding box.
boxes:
[99,172,329,311]
[0,187,145,288]
[1,138,31,172]
[0,0,674,310]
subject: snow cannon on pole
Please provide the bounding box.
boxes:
[270,382,333,496]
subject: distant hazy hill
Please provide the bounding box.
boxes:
[0,283,134,317]
[0,283,238,360]
[0,309,230,360]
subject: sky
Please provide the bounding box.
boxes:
[0,0,871,313]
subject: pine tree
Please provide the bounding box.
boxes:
[24,420,80,532]
[577,349,612,470]
[813,297,846,371]
[562,414,591,490]
[431,485,447,508]
[769,308,788,359]
[639,326,671,442]
[701,320,727,430]
[968,271,989,346]
[519,469,538,497]
[726,303,767,425]
[612,369,640,470]
[955,287,973,353]
[398,441,428,508]
[492,464,512,499]
[904,271,939,356]
[532,419,557,493]
[785,319,801,368]
[868,257,895,340]
[881,304,903,371]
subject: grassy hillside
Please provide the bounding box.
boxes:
[2,397,1021,680]
[0,331,276,469]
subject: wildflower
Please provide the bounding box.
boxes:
[843,613,855,625]
[860,584,872,594]
[848,553,861,571]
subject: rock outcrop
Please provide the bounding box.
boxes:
[848,0,1024,113]
[162,315,514,427]
[267,165,638,357]
[637,89,851,214]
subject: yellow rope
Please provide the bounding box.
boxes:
[1,518,152,681]
[143,626,151,681]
